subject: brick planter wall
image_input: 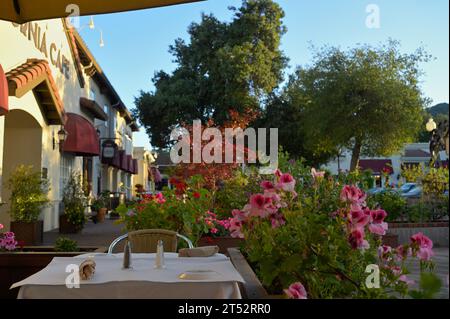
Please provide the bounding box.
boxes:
[388,222,449,247]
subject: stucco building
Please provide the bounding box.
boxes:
[0,18,139,231]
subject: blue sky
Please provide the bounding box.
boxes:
[77,0,449,149]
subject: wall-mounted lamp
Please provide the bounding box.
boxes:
[53,127,68,151]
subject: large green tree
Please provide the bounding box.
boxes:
[284,40,430,170]
[134,0,288,149]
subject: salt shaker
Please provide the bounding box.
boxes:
[123,241,132,269]
[154,240,165,269]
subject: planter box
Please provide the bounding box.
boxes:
[382,233,399,247]
[0,246,107,299]
[10,221,43,246]
[198,236,244,255]
[59,215,82,234]
[388,222,449,247]
[227,248,270,299]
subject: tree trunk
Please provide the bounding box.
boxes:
[350,140,362,172]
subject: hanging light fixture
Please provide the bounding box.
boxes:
[99,30,105,48]
[89,16,95,30]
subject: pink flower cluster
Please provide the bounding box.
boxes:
[377,232,435,286]
[284,282,307,299]
[339,185,389,250]
[0,224,18,251]
[226,170,295,239]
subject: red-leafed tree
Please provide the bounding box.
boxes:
[172,109,258,190]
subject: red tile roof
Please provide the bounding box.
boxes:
[5,59,65,124]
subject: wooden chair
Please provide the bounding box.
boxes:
[108,229,194,254]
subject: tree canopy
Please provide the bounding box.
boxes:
[277,40,431,169]
[134,0,288,149]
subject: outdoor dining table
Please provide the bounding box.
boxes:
[11,253,244,299]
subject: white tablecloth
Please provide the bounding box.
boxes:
[12,253,244,299]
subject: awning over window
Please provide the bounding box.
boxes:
[80,97,108,121]
[62,113,100,157]
[126,155,133,174]
[5,59,65,125]
[358,159,394,175]
[119,150,128,172]
[149,167,162,183]
[0,64,8,116]
[132,159,138,175]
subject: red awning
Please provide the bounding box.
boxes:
[150,167,162,183]
[0,64,8,116]
[62,113,100,157]
[358,159,394,175]
[126,155,133,173]
[119,150,128,172]
[132,159,138,175]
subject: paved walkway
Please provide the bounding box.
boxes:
[42,218,125,248]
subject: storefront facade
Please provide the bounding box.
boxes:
[0,18,138,231]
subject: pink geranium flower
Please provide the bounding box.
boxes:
[367,209,388,235]
[229,219,244,239]
[395,245,412,261]
[347,209,371,230]
[277,173,296,192]
[340,185,366,210]
[261,181,276,192]
[348,228,370,250]
[410,232,434,261]
[399,275,415,286]
[284,282,307,299]
[155,193,166,204]
[311,168,325,179]
[0,223,3,230]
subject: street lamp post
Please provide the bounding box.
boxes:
[427,118,449,166]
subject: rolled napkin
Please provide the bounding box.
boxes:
[178,246,219,258]
[79,259,96,280]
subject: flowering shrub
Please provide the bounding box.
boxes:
[229,166,441,299]
[117,176,218,245]
[0,224,18,251]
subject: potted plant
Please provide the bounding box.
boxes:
[7,165,50,245]
[91,196,107,223]
[60,171,87,234]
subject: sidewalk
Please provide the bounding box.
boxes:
[42,218,125,248]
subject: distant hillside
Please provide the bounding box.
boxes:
[427,103,449,117]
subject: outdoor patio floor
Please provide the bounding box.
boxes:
[42,219,449,299]
[42,217,125,248]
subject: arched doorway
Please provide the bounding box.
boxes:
[0,109,42,228]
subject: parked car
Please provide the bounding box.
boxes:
[367,187,383,195]
[401,186,422,198]
[398,183,418,194]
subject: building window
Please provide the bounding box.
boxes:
[89,89,96,101]
[104,104,108,127]
[60,154,75,199]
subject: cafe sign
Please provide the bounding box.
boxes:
[12,22,71,79]
[102,140,117,159]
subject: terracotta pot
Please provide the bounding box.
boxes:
[198,236,244,255]
[59,215,82,234]
[97,208,107,223]
[10,221,43,246]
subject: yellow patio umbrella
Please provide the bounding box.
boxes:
[0,0,204,24]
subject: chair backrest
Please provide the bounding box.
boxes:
[127,229,178,253]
